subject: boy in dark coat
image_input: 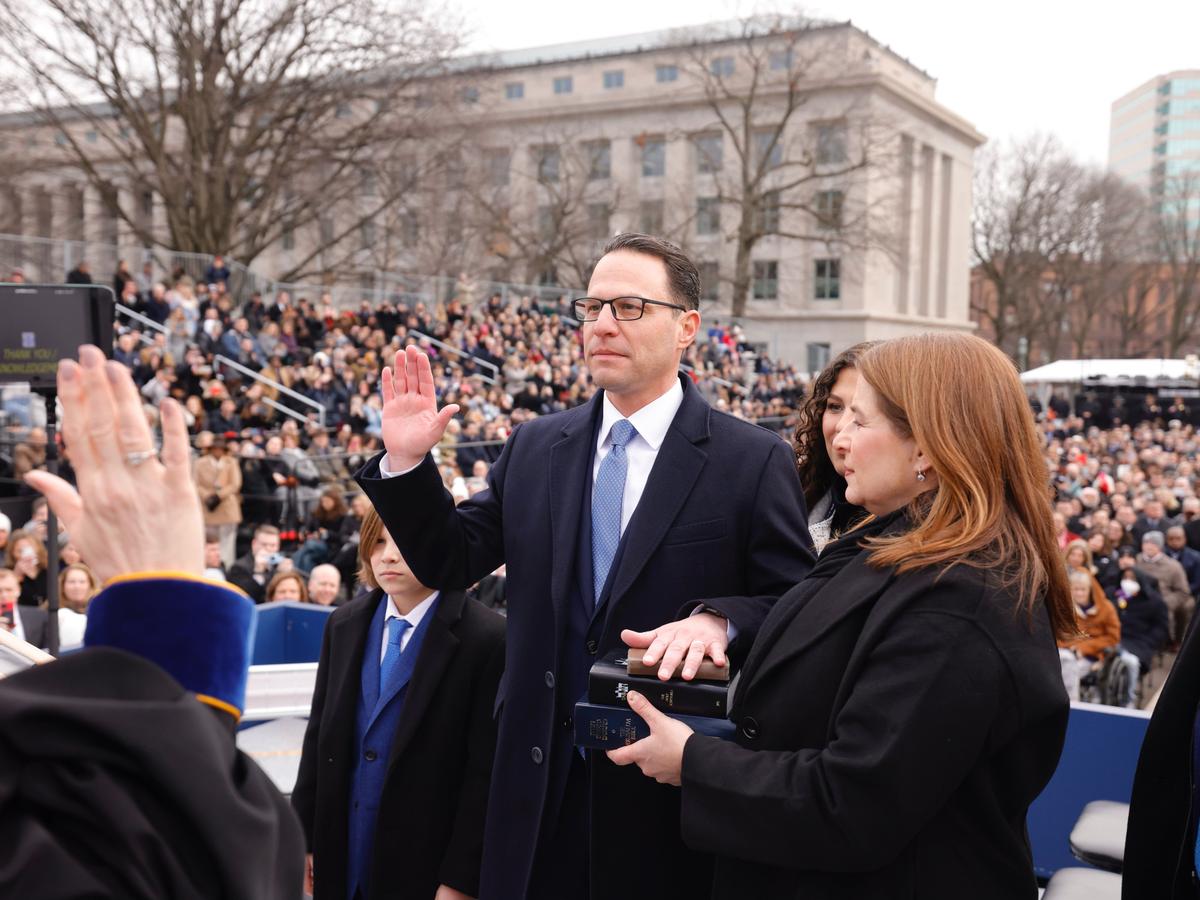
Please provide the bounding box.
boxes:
[293,505,504,900]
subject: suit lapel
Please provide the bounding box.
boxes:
[331,590,381,740]
[386,591,464,766]
[601,378,710,624]
[359,593,389,723]
[549,398,603,623]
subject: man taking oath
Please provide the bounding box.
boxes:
[356,233,813,899]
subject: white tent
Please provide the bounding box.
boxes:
[1020,358,1199,387]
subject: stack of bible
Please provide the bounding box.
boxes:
[575,648,736,749]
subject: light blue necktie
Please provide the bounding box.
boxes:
[379,616,412,694]
[592,419,637,604]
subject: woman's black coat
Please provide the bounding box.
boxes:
[1123,602,1200,898]
[680,519,1069,899]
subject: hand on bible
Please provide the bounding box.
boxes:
[380,346,461,473]
[621,611,729,681]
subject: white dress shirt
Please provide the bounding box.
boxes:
[380,381,684,537]
[592,379,684,536]
[380,590,439,664]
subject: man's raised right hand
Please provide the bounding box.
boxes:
[380,346,461,473]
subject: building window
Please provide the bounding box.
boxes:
[335,102,351,118]
[360,168,378,196]
[756,190,780,234]
[485,149,511,187]
[806,342,831,374]
[694,133,723,174]
[319,216,335,245]
[553,76,573,95]
[641,136,665,177]
[814,258,840,300]
[585,139,611,180]
[752,261,779,300]
[710,56,735,78]
[282,220,295,251]
[537,205,555,240]
[769,49,793,71]
[533,144,560,182]
[603,70,624,89]
[640,200,664,235]
[656,64,678,83]
[815,189,844,229]
[754,130,783,170]
[402,211,419,246]
[461,86,479,104]
[505,82,524,100]
[445,151,464,190]
[587,203,610,240]
[360,218,376,250]
[699,261,719,301]
[696,197,720,236]
[816,123,848,165]
[85,130,98,143]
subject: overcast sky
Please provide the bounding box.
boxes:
[461,0,1200,168]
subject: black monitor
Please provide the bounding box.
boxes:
[0,284,114,388]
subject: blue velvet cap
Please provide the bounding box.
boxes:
[84,573,256,719]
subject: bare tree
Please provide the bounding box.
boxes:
[672,14,892,317]
[0,0,462,278]
[1049,172,1152,358]
[971,134,1084,368]
[464,129,621,289]
[1104,261,1161,357]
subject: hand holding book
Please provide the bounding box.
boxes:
[605,690,692,786]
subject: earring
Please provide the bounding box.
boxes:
[916,469,927,482]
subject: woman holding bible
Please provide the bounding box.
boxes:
[610,333,1074,899]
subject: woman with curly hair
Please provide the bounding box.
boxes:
[792,342,875,553]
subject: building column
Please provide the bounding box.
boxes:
[82,182,106,246]
[114,183,137,250]
[150,189,169,248]
[894,135,915,316]
[19,187,38,238]
[50,185,74,241]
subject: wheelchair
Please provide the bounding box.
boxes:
[1078,645,1138,708]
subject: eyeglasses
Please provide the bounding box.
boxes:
[571,296,689,322]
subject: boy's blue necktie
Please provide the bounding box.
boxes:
[379,616,412,694]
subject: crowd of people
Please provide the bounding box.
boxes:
[1,257,805,612]
[1045,409,1200,706]
[5,257,1200,714]
[5,235,1200,898]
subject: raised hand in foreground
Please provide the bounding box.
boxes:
[23,345,204,583]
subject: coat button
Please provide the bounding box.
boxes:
[544,670,556,688]
[364,749,378,761]
[586,639,598,654]
[741,717,760,741]
[531,746,544,764]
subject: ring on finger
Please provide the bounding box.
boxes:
[124,449,157,467]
